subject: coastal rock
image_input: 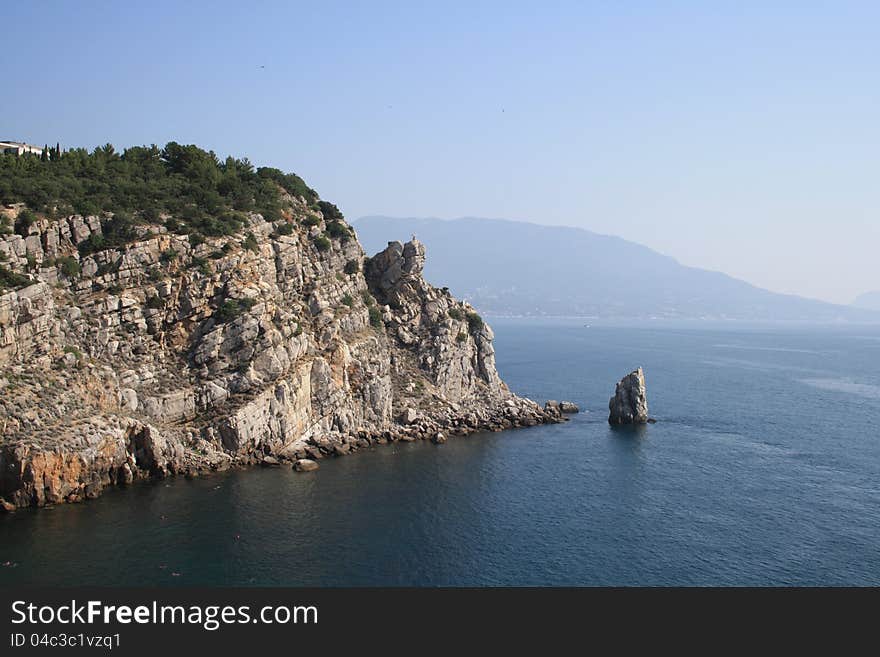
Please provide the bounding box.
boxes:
[294,459,319,472]
[543,400,578,417]
[608,367,649,425]
[0,210,561,510]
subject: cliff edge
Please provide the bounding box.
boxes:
[0,196,556,509]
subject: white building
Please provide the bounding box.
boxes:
[0,141,46,157]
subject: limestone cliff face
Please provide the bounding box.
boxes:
[0,200,554,509]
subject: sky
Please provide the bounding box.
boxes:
[4,1,878,304]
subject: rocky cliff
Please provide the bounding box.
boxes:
[0,199,557,510]
[608,367,649,425]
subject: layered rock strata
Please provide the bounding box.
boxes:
[0,202,559,509]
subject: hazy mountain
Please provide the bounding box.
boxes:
[354,216,877,321]
[852,291,880,312]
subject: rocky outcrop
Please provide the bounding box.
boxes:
[293,459,319,472]
[608,367,649,425]
[0,203,560,510]
[544,400,579,416]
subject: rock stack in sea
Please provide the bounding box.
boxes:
[608,367,649,425]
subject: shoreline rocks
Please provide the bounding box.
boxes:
[543,400,579,417]
[608,367,649,425]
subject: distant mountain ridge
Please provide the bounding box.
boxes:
[355,216,878,322]
[852,291,880,312]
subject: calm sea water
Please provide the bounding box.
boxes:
[2,320,879,586]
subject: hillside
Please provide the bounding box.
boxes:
[0,145,558,510]
[355,216,876,321]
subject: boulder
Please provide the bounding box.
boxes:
[293,459,319,472]
[432,432,447,444]
[608,367,649,425]
[400,407,420,425]
[559,401,579,414]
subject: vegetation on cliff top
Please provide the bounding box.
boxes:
[0,142,321,238]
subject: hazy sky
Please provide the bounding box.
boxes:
[5,1,878,304]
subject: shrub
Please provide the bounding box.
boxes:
[302,215,321,227]
[57,256,81,278]
[14,209,37,237]
[160,248,178,263]
[242,232,259,253]
[457,332,467,343]
[214,297,257,323]
[189,232,206,247]
[326,220,349,240]
[63,345,82,360]
[274,222,294,236]
[26,253,37,271]
[192,257,212,276]
[344,259,359,275]
[79,214,140,255]
[368,306,383,329]
[317,201,344,222]
[78,233,105,255]
[256,167,317,203]
[96,260,120,277]
[447,307,463,321]
[313,235,331,252]
[361,290,375,306]
[466,312,484,333]
[341,293,354,308]
[0,264,30,291]
[146,295,164,309]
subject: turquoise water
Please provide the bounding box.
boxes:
[2,320,879,585]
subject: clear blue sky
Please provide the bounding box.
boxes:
[5,1,878,303]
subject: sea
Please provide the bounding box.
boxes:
[2,319,879,586]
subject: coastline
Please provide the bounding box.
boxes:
[1,203,563,512]
[0,396,562,512]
